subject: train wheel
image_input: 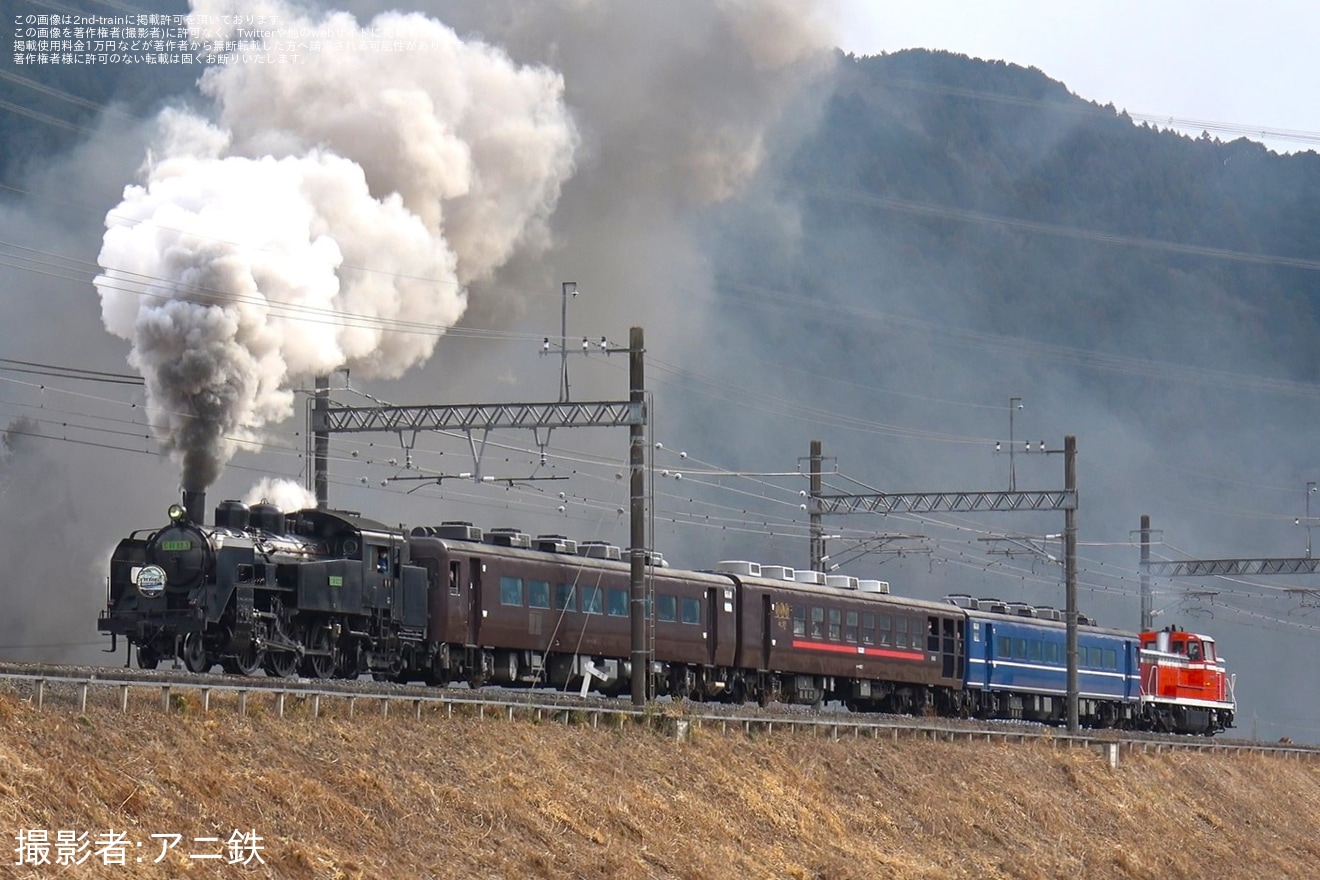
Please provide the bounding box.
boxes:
[300,625,335,679]
[136,645,160,670]
[264,650,299,678]
[181,634,211,674]
[335,645,363,679]
[223,644,264,676]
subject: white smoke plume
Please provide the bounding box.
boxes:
[243,477,318,513]
[94,0,578,492]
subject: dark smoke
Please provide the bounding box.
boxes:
[0,419,104,662]
[95,0,579,493]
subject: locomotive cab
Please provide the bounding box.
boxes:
[1141,628,1213,663]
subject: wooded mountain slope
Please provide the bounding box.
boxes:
[724,48,1320,383]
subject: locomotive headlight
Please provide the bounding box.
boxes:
[168,504,186,522]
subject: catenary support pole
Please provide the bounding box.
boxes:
[1065,435,1079,732]
[1140,514,1152,632]
[630,327,649,706]
[809,440,823,572]
[314,374,329,509]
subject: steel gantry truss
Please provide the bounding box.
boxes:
[317,400,643,434]
[807,436,1084,732]
[1145,558,1320,577]
[813,489,1075,516]
[1137,514,1320,632]
[308,327,654,707]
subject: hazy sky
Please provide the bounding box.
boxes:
[834,0,1320,154]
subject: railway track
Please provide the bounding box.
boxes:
[0,660,1310,760]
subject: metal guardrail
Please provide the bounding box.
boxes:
[0,666,1311,762]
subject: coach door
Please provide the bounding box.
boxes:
[942,617,963,681]
[467,556,483,647]
[980,621,994,689]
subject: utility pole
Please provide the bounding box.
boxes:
[809,439,823,572]
[1304,482,1317,559]
[560,281,577,402]
[627,328,650,705]
[313,374,329,509]
[1140,514,1152,632]
[1063,435,1078,732]
[1009,397,1021,491]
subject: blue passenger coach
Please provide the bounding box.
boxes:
[951,596,1140,727]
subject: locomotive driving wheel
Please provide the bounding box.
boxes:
[222,644,265,676]
[181,633,211,674]
[300,624,336,680]
[263,649,299,679]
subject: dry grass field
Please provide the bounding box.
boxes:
[1,686,1318,879]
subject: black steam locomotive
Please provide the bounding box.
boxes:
[100,494,429,680]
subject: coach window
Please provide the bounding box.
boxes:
[554,583,577,612]
[862,612,875,645]
[895,617,909,649]
[449,562,461,596]
[657,595,677,623]
[1104,648,1117,669]
[845,611,859,644]
[582,585,603,615]
[825,608,840,641]
[1028,640,1042,662]
[499,576,523,607]
[606,588,628,617]
[792,606,806,637]
[879,614,892,646]
[681,597,702,625]
[810,607,825,639]
[998,636,1011,659]
[528,580,550,609]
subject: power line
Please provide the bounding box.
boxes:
[0,357,142,384]
[808,186,1320,272]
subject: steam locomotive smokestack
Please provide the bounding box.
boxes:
[183,488,206,525]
